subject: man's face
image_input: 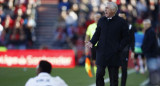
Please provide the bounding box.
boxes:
[104,4,114,17]
[143,22,151,30]
[94,14,101,22]
[118,13,126,20]
[36,65,40,75]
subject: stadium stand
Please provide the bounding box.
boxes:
[0,0,38,49]
[0,0,159,64]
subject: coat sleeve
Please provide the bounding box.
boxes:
[90,18,101,46]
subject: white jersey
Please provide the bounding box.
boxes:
[25,72,68,86]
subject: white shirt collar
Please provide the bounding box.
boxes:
[38,72,51,77]
[108,17,112,19]
[107,14,115,19]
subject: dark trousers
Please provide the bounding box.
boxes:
[121,58,128,86]
[120,49,129,86]
[96,65,119,86]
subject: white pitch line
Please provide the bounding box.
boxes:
[89,69,136,86]
[140,79,149,86]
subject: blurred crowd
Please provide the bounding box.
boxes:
[0,0,37,49]
[0,0,159,63]
[56,0,160,63]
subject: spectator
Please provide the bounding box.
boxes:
[2,14,14,29]
[25,60,68,86]
[79,0,90,13]
[24,18,34,48]
[14,16,24,26]
[53,24,67,48]
[0,7,6,22]
[85,12,95,28]
[66,25,77,45]
[7,0,14,10]
[14,4,26,15]
[27,0,37,7]
[65,10,78,27]
[0,0,4,4]
[25,16,36,28]
[40,45,49,50]
[4,0,14,16]
[58,0,71,12]
[0,0,37,49]
[76,22,86,37]
[136,0,148,16]
[8,21,27,49]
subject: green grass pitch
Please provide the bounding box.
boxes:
[0,66,148,86]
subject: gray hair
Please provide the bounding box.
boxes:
[105,2,118,13]
[94,13,101,17]
[143,19,151,24]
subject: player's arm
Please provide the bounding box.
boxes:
[85,34,90,56]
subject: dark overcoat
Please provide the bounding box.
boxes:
[142,27,158,58]
[90,15,129,67]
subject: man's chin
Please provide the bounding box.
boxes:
[105,15,109,17]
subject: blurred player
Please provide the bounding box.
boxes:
[133,28,146,74]
[25,60,68,86]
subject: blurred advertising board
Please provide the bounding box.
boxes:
[0,50,75,68]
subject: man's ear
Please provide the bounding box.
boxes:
[36,66,41,75]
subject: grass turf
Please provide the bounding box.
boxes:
[0,66,148,86]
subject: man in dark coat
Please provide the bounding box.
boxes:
[141,19,160,86]
[85,2,129,86]
[119,12,135,86]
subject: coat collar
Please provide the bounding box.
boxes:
[38,72,51,77]
[104,15,118,21]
